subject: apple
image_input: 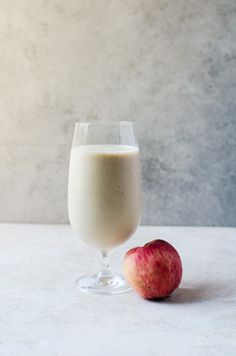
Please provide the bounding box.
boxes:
[123,239,182,299]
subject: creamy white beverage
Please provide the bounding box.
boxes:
[68,145,141,249]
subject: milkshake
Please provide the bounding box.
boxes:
[68,144,141,249]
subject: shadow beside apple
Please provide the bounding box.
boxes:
[147,282,231,304]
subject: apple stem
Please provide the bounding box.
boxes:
[99,250,112,277]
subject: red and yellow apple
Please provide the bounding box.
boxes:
[123,239,182,299]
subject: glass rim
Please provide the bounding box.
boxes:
[75,120,134,126]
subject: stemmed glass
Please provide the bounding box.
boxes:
[68,121,142,294]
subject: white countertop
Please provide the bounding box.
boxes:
[0,224,235,356]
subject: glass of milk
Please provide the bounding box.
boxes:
[68,121,142,294]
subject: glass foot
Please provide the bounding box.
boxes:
[77,272,131,295]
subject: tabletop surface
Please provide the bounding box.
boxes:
[0,224,235,356]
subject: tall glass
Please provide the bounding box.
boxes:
[68,121,142,294]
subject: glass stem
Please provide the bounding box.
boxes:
[99,250,112,277]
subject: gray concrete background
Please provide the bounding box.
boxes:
[0,0,235,226]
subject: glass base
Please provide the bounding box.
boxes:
[77,272,131,295]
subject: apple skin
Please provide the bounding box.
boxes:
[123,239,182,299]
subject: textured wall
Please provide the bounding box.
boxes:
[0,0,236,226]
